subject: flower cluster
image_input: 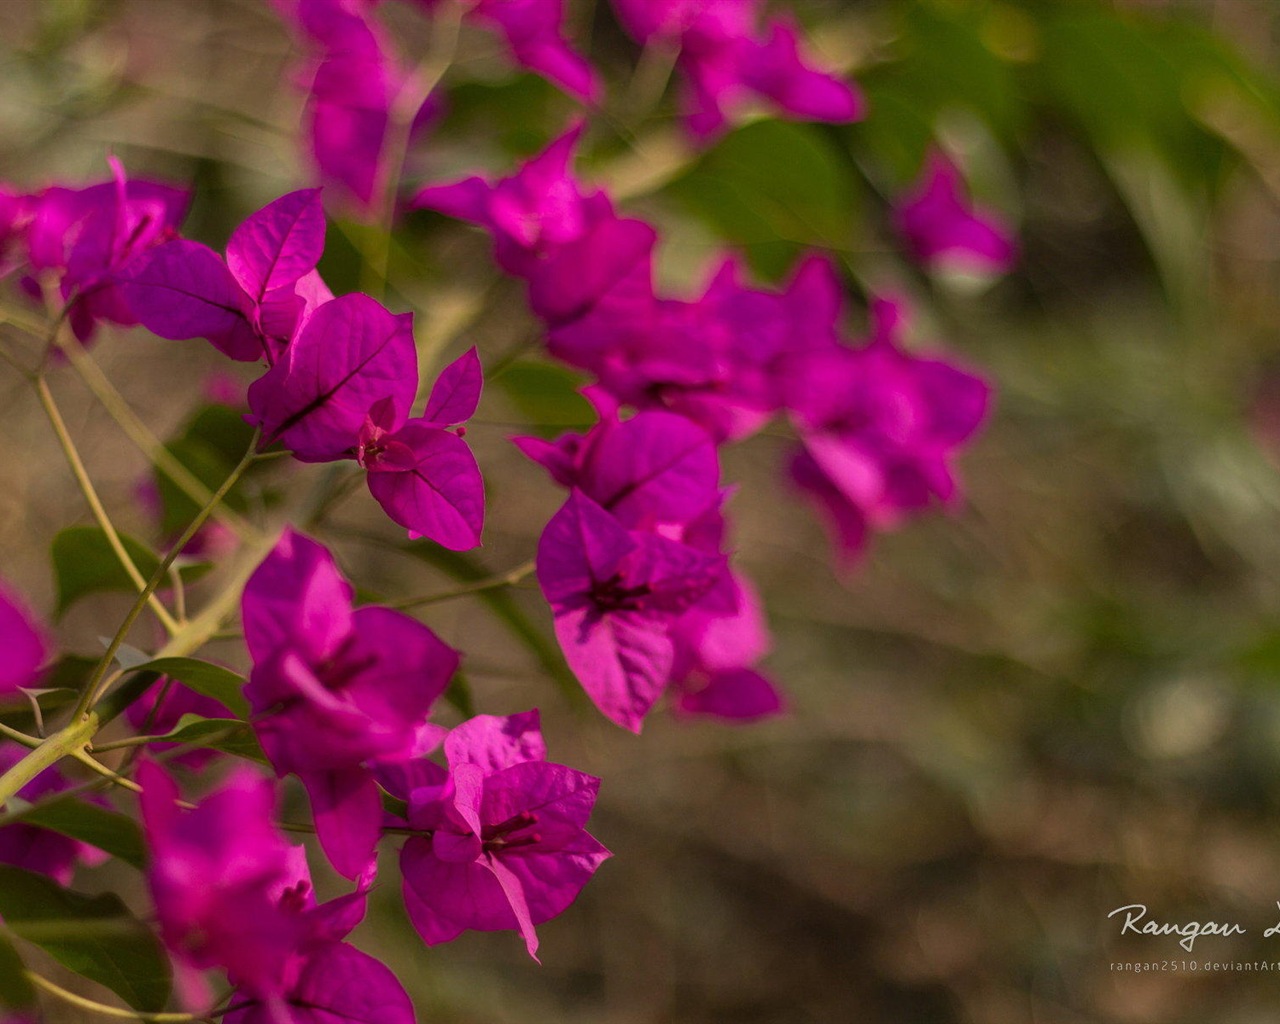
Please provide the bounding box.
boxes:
[120,187,485,549]
[417,123,998,726]
[611,0,864,141]
[0,1,1013,1018]
[0,157,187,342]
[272,0,597,212]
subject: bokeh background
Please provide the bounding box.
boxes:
[9,0,1280,1021]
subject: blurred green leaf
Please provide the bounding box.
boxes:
[0,866,171,1012]
[143,713,265,762]
[494,361,594,434]
[402,545,583,705]
[0,931,34,1012]
[129,658,249,719]
[10,797,145,869]
[51,527,210,617]
[444,671,476,718]
[853,1,1026,180]
[663,120,857,280]
[153,436,243,535]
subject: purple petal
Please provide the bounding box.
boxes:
[421,346,483,426]
[536,491,636,605]
[481,760,600,843]
[581,412,719,528]
[553,605,673,732]
[676,667,785,721]
[401,836,513,944]
[365,422,485,549]
[241,529,354,664]
[119,240,262,361]
[225,942,414,1024]
[528,217,657,326]
[226,188,326,303]
[444,710,546,773]
[0,582,48,694]
[344,605,458,733]
[411,176,492,223]
[300,768,382,880]
[246,293,417,461]
[485,852,541,960]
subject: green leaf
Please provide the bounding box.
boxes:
[493,361,594,435]
[0,865,171,1012]
[663,120,858,280]
[51,526,211,618]
[444,671,476,719]
[153,436,244,536]
[403,545,583,706]
[9,796,145,869]
[0,930,35,1011]
[130,658,250,719]
[146,714,266,763]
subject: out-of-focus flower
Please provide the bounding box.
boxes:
[611,0,862,141]
[893,151,1018,276]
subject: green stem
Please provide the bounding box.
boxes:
[26,971,211,1022]
[362,1,462,298]
[51,332,259,543]
[35,375,180,636]
[0,715,97,809]
[77,431,262,717]
[389,559,536,610]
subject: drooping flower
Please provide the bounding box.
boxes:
[610,0,862,142]
[892,151,1018,276]
[23,157,189,342]
[783,296,991,567]
[0,743,108,885]
[241,530,457,876]
[121,188,330,363]
[140,761,413,1021]
[669,571,784,721]
[413,122,613,276]
[536,490,724,730]
[389,710,610,959]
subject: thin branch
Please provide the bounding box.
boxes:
[35,375,180,636]
[50,332,259,543]
[388,559,536,610]
[25,971,212,1022]
[79,431,262,717]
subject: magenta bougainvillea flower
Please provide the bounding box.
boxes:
[138,762,305,1007]
[537,490,725,730]
[610,0,862,141]
[21,157,189,342]
[415,0,600,103]
[247,293,417,460]
[0,581,48,695]
[358,347,486,550]
[140,762,413,1021]
[0,744,108,884]
[669,572,784,721]
[413,122,612,276]
[516,403,720,530]
[387,710,610,959]
[784,296,991,567]
[273,0,409,212]
[241,530,458,876]
[544,254,846,443]
[122,188,329,363]
[893,151,1018,276]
